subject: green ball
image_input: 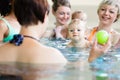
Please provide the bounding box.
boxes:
[96,30,109,45]
[96,72,108,80]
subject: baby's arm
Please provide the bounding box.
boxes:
[54,26,65,39]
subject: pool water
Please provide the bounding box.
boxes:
[0,38,120,80]
[39,38,120,80]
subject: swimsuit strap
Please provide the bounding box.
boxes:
[23,35,39,42]
[88,27,113,41]
[0,17,16,42]
[88,27,97,41]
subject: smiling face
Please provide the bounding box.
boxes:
[54,6,71,25]
[68,20,85,41]
[98,4,118,25]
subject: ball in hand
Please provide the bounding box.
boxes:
[96,30,109,45]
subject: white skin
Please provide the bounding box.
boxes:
[0,11,21,43]
[98,5,118,28]
[72,12,87,22]
[53,6,71,39]
[67,22,89,48]
[98,4,119,45]
[0,12,67,64]
[89,4,119,45]
[88,4,119,62]
[53,6,71,26]
[68,24,84,42]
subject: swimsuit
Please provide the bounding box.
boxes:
[0,17,17,42]
[88,27,113,41]
[88,27,97,41]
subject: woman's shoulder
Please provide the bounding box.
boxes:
[0,18,7,28]
[111,29,120,35]
[31,44,67,63]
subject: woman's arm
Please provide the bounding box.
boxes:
[88,38,111,62]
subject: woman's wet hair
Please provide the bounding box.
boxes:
[0,0,12,16]
[14,0,50,26]
[97,0,120,22]
[52,0,71,12]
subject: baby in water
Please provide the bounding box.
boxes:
[67,19,91,48]
[72,10,87,22]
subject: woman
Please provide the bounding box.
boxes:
[49,0,71,39]
[0,0,67,79]
[88,0,120,62]
[0,0,21,43]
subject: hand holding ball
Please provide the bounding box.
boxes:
[96,30,109,45]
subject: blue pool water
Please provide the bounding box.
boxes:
[1,38,119,80]
[39,38,120,80]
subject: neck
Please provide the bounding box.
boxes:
[5,12,17,22]
[23,35,39,42]
[55,22,66,28]
[20,26,40,40]
[98,24,112,33]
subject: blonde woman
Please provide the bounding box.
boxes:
[88,0,120,62]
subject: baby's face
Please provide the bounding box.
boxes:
[78,13,87,22]
[68,24,84,41]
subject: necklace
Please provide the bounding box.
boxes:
[23,35,39,42]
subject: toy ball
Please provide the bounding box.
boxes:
[96,30,109,45]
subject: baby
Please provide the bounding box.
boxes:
[72,10,90,38]
[72,10,87,22]
[67,19,91,48]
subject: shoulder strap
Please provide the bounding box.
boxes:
[88,27,97,41]
[0,17,15,42]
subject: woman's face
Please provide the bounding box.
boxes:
[98,4,118,25]
[54,6,71,25]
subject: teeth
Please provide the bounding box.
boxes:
[102,16,109,20]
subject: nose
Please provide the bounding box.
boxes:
[73,29,77,33]
[104,10,109,15]
[64,14,69,19]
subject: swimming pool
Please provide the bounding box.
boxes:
[40,38,120,80]
[0,38,120,80]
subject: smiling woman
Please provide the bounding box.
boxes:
[88,0,120,62]
[47,0,120,33]
[47,0,71,40]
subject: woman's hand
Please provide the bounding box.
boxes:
[88,38,111,62]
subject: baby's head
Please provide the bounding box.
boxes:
[68,19,86,41]
[72,10,87,22]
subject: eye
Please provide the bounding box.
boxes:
[59,12,64,15]
[69,29,74,32]
[100,8,106,11]
[67,12,70,16]
[109,10,115,14]
[77,29,81,31]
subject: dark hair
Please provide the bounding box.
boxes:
[0,0,12,16]
[14,0,50,26]
[52,0,71,12]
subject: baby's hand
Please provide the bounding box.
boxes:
[55,26,63,32]
[54,26,65,39]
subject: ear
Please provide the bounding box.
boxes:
[43,11,48,24]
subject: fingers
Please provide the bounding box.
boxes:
[93,38,97,47]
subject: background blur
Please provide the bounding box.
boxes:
[47,0,120,32]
